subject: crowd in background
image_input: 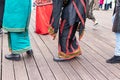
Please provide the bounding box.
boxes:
[98,0,115,10]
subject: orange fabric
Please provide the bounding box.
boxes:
[35,4,53,34]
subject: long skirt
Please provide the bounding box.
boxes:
[8,30,31,54]
[58,20,81,59]
[35,4,53,34]
[49,0,86,59]
[2,0,31,54]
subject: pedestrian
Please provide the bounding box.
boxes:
[48,0,86,61]
[86,0,98,27]
[99,0,104,9]
[106,0,120,63]
[2,0,33,61]
[35,0,53,34]
[104,0,112,10]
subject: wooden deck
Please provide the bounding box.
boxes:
[1,10,120,80]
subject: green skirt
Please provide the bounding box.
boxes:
[3,0,32,54]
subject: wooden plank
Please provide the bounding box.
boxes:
[76,55,108,80]
[80,11,120,78]
[13,57,28,80]
[81,32,111,58]
[2,34,15,80]
[29,33,56,80]
[57,61,83,80]
[70,60,96,80]
[22,53,42,80]
[93,10,113,29]
[80,41,120,79]
[85,25,115,47]
[86,13,120,70]
[80,42,119,79]
[82,27,114,57]
[86,12,115,49]
[81,26,120,79]
[74,55,107,80]
[76,20,119,79]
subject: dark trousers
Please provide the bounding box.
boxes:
[104,3,109,10]
[0,0,5,28]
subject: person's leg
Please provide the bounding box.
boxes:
[110,2,112,9]
[54,21,81,61]
[99,4,101,8]
[106,4,109,10]
[87,1,98,26]
[88,13,98,26]
[106,33,120,63]
[115,33,120,56]
[5,30,33,61]
[104,3,107,10]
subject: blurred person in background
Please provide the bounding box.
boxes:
[86,0,98,27]
[99,0,104,9]
[104,0,112,10]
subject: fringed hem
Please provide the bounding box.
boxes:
[3,26,25,32]
[12,46,31,54]
[58,48,82,59]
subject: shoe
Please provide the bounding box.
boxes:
[94,22,98,26]
[26,49,33,56]
[53,57,68,62]
[5,54,21,61]
[53,56,77,62]
[93,20,98,26]
[106,56,120,63]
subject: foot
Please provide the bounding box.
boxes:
[5,54,21,61]
[106,56,120,63]
[26,49,33,56]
